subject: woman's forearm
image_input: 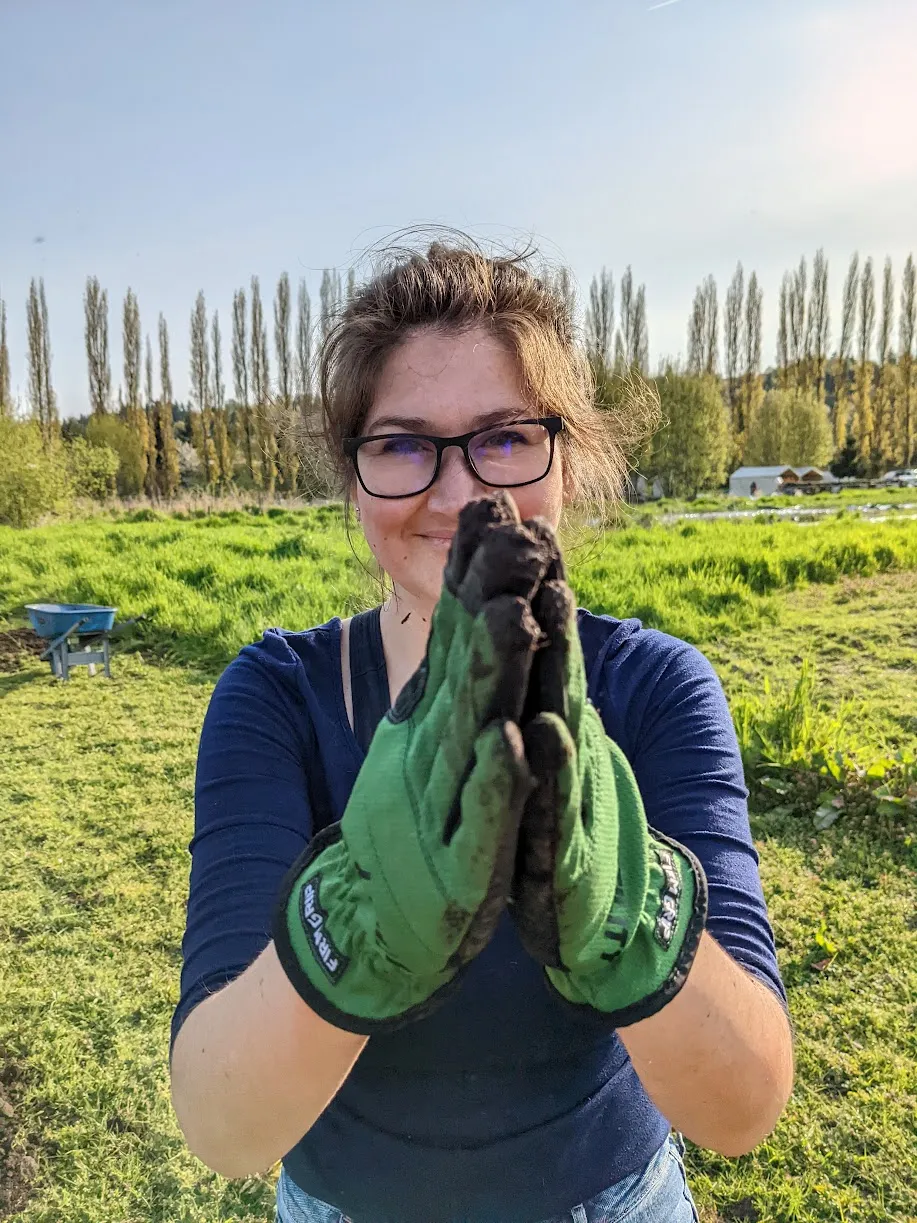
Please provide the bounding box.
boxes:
[170,940,368,1178]
[617,930,794,1157]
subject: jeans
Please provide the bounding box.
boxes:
[274,1133,699,1223]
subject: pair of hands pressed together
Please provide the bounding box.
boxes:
[273,492,708,1034]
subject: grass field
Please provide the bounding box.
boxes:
[1,508,915,1222]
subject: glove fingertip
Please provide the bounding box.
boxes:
[459,521,552,610]
[445,493,521,591]
[478,717,535,809]
[523,712,575,778]
[522,516,567,583]
[530,579,576,637]
[526,582,577,724]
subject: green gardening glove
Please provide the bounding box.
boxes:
[273,493,552,1033]
[512,522,708,1026]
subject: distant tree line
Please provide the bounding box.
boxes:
[1,250,915,521]
[581,249,917,497]
[0,268,357,523]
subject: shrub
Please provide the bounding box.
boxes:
[646,372,730,498]
[66,436,120,501]
[744,389,833,467]
[86,414,147,496]
[0,417,71,527]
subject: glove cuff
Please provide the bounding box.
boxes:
[544,829,708,1028]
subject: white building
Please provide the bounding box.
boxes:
[729,465,834,497]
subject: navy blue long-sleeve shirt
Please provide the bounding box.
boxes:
[172,611,788,1223]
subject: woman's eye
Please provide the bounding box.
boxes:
[482,429,527,450]
[381,436,426,456]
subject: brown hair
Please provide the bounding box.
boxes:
[317,231,658,524]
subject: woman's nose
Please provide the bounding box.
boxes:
[426,445,485,511]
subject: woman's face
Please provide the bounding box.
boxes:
[354,326,565,611]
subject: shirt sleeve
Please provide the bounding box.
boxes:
[170,646,315,1056]
[595,634,789,1016]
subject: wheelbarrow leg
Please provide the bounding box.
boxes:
[103,636,111,678]
[40,617,89,664]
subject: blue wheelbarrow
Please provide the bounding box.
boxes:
[24,603,144,680]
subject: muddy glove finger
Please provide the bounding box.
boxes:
[443,491,522,592]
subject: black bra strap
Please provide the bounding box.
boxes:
[348,606,391,754]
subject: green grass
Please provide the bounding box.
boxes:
[2,506,917,666]
[0,504,377,667]
[1,510,915,1222]
[0,656,273,1222]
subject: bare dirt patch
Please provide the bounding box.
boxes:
[0,629,45,674]
[0,1058,40,1218]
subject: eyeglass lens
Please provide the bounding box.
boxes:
[356,422,554,497]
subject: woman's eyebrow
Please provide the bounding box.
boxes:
[366,408,525,433]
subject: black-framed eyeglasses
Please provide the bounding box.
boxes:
[343,416,564,499]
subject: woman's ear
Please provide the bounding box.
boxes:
[560,459,576,506]
[347,474,362,522]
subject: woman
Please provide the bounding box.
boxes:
[170,239,794,1223]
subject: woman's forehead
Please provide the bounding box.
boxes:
[364,328,526,432]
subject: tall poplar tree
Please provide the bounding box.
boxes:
[211,311,232,486]
[27,278,57,447]
[631,284,649,372]
[296,278,313,407]
[899,254,916,465]
[809,249,830,401]
[835,254,859,449]
[0,295,11,417]
[776,273,791,389]
[551,267,576,328]
[84,276,111,416]
[585,269,614,372]
[155,314,180,497]
[738,270,764,448]
[251,275,276,493]
[189,291,215,485]
[788,257,807,390]
[274,272,299,492]
[724,263,744,428]
[853,257,876,466]
[687,276,717,375]
[617,267,634,370]
[319,269,336,343]
[145,334,154,410]
[122,288,151,492]
[232,287,256,483]
[873,259,897,466]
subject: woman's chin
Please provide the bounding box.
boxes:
[386,552,449,612]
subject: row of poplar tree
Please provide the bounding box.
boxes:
[0,251,914,504]
[0,268,354,501]
[582,251,917,482]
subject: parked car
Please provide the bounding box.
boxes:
[879,468,917,488]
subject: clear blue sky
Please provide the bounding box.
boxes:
[2,0,915,416]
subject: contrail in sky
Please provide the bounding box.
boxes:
[647,0,683,10]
